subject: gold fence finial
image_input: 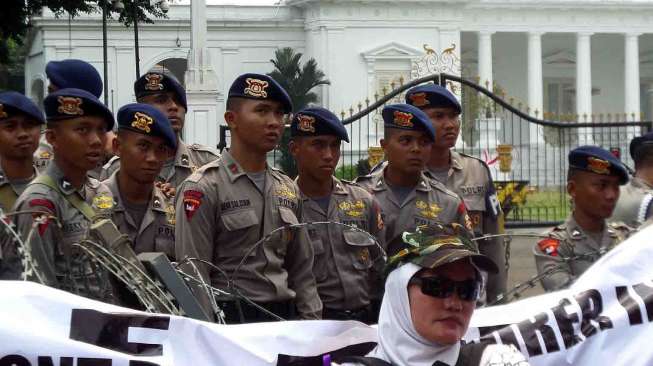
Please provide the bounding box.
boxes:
[399,76,405,85]
[341,110,346,119]
[349,106,354,116]
[583,113,588,122]
[374,92,379,102]
[535,109,540,118]
[358,102,363,112]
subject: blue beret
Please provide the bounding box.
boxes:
[0,91,45,124]
[290,107,349,142]
[46,59,103,98]
[134,72,187,111]
[44,88,115,130]
[405,84,462,114]
[382,104,436,142]
[228,73,293,113]
[629,132,653,161]
[569,145,629,185]
[117,103,177,150]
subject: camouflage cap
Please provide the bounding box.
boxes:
[386,223,498,275]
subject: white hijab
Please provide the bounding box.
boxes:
[368,262,461,366]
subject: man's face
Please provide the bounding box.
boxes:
[114,130,171,185]
[422,106,460,150]
[139,92,186,134]
[46,116,108,172]
[290,135,341,182]
[381,130,432,176]
[408,260,477,345]
[226,99,285,154]
[0,115,41,161]
[568,171,621,219]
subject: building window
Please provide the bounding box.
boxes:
[544,79,575,118]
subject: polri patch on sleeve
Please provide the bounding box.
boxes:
[538,238,560,257]
[183,190,204,220]
[28,199,55,235]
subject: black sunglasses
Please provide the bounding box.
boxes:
[409,275,480,302]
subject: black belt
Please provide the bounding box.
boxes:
[323,306,372,323]
[217,299,296,324]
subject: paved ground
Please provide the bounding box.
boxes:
[502,227,549,302]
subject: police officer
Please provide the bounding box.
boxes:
[0,92,44,212]
[356,104,472,257]
[101,71,219,191]
[534,146,633,292]
[611,132,653,227]
[404,83,506,304]
[35,59,110,175]
[175,73,321,322]
[102,103,177,259]
[11,88,118,301]
[289,107,384,322]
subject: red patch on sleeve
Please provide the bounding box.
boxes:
[457,201,468,214]
[28,199,54,236]
[183,190,203,220]
[538,238,560,257]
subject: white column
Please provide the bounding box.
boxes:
[576,32,593,144]
[184,0,219,147]
[528,32,544,143]
[320,26,330,108]
[625,33,641,122]
[478,31,494,90]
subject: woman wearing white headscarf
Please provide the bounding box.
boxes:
[337,225,529,366]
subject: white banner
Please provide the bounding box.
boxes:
[1,226,653,365]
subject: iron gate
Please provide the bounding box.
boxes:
[217,73,652,228]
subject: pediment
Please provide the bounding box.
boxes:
[544,49,576,65]
[361,42,423,61]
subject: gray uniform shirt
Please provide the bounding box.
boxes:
[533,215,632,292]
[101,140,220,188]
[103,171,176,259]
[11,161,117,301]
[174,150,322,319]
[299,176,385,311]
[0,166,37,212]
[610,177,653,227]
[355,168,472,256]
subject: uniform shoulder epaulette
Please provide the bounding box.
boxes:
[87,176,101,189]
[186,158,222,183]
[103,155,120,170]
[457,152,489,168]
[189,143,220,157]
[608,221,634,233]
[427,176,459,198]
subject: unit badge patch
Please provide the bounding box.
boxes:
[183,190,204,220]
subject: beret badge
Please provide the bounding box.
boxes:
[297,114,316,133]
[144,73,165,91]
[587,157,610,175]
[57,96,84,116]
[393,111,414,128]
[131,111,154,133]
[244,78,269,98]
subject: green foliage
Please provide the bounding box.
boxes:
[267,47,330,178]
[0,0,168,65]
[0,38,27,92]
[335,164,357,181]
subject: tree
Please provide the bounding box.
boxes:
[0,0,167,65]
[268,47,330,178]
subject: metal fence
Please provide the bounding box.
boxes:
[217,73,652,228]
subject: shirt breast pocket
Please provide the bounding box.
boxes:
[343,230,375,270]
[275,206,299,257]
[154,224,175,259]
[218,209,259,258]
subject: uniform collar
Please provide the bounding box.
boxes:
[297,176,348,202]
[220,149,272,184]
[369,168,431,194]
[449,150,464,171]
[632,176,653,190]
[565,214,615,240]
[45,160,90,196]
[106,169,167,214]
[174,139,193,169]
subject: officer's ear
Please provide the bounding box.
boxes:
[380,138,387,150]
[224,110,237,131]
[567,179,576,200]
[289,138,299,157]
[112,132,122,158]
[45,125,57,148]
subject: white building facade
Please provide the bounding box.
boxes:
[25,0,653,151]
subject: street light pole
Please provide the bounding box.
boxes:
[102,0,109,106]
[132,0,140,78]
